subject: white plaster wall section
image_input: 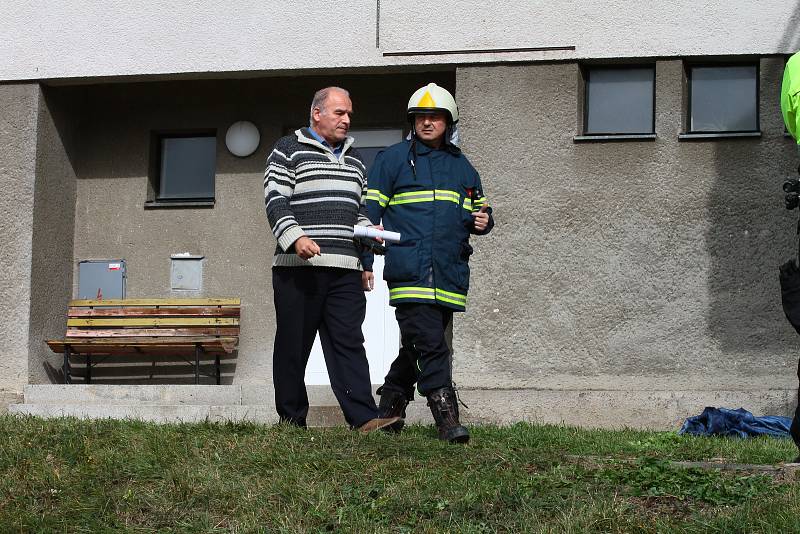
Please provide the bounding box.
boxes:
[382,0,800,58]
[0,0,380,81]
[1,1,799,81]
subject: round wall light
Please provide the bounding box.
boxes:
[225,121,260,157]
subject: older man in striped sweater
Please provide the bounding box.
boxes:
[264,87,399,432]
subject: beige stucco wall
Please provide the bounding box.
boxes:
[7,56,800,427]
[453,58,800,424]
[64,72,454,385]
[0,83,39,407]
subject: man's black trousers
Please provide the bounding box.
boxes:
[272,267,379,428]
[382,303,454,398]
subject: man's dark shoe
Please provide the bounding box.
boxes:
[426,386,469,444]
[358,416,402,433]
[377,386,410,433]
[278,416,307,429]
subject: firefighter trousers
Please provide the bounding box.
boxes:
[382,303,453,399]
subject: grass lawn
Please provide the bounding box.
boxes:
[0,415,799,533]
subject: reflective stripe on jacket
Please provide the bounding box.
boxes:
[366,138,493,312]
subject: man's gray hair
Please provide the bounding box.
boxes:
[309,87,350,126]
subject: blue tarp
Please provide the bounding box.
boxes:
[678,407,792,438]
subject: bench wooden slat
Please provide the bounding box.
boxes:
[69,298,241,307]
[67,317,239,327]
[66,327,241,338]
[49,345,238,356]
[47,336,238,354]
[47,345,236,356]
[68,307,241,318]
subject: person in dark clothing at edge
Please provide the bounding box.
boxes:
[781,52,800,461]
[263,86,401,433]
[364,83,494,443]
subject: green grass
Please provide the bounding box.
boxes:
[0,416,798,532]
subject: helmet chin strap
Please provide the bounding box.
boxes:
[408,124,418,179]
[447,123,460,147]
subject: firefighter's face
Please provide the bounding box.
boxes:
[414,112,447,148]
[312,90,352,146]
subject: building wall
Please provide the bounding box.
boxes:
[1,1,798,82]
[0,83,39,407]
[6,50,800,427]
[454,58,800,426]
[63,72,454,385]
[27,88,79,384]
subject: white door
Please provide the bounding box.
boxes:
[304,129,403,385]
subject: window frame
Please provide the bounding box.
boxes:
[145,129,218,209]
[680,61,761,139]
[575,63,657,142]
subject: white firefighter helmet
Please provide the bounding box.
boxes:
[407,83,459,124]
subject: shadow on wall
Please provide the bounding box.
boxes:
[28,87,82,385]
[706,54,800,357]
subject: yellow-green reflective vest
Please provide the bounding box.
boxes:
[782,52,800,144]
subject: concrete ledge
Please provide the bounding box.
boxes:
[10,403,366,428]
[454,388,796,430]
[23,384,243,406]
[9,403,279,424]
[12,385,797,430]
[0,390,23,414]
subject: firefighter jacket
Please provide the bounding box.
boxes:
[783,52,800,144]
[366,138,494,312]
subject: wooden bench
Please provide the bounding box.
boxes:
[46,298,240,384]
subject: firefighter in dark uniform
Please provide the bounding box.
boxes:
[365,83,494,443]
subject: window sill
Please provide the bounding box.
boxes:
[573,134,657,143]
[144,199,215,209]
[678,132,761,141]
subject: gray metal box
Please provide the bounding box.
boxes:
[78,260,126,300]
[170,255,204,291]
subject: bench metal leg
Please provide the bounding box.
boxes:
[63,346,71,384]
[86,353,92,384]
[195,343,201,385]
[215,355,221,385]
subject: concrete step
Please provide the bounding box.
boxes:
[9,403,274,424]
[7,403,426,428]
[14,384,433,426]
[22,384,242,406]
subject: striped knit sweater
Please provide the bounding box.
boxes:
[264,128,372,270]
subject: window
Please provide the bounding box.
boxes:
[147,131,217,207]
[581,66,655,137]
[687,64,759,134]
[349,129,404,172]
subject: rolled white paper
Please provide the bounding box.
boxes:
[353,225,401,243]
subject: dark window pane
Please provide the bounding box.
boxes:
[159,136,216,199]
[357,147,383,173]
[586,67,654,134]
[690,66,758,132]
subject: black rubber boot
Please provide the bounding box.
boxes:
[426,387,469,444]
[377,386,409,433]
